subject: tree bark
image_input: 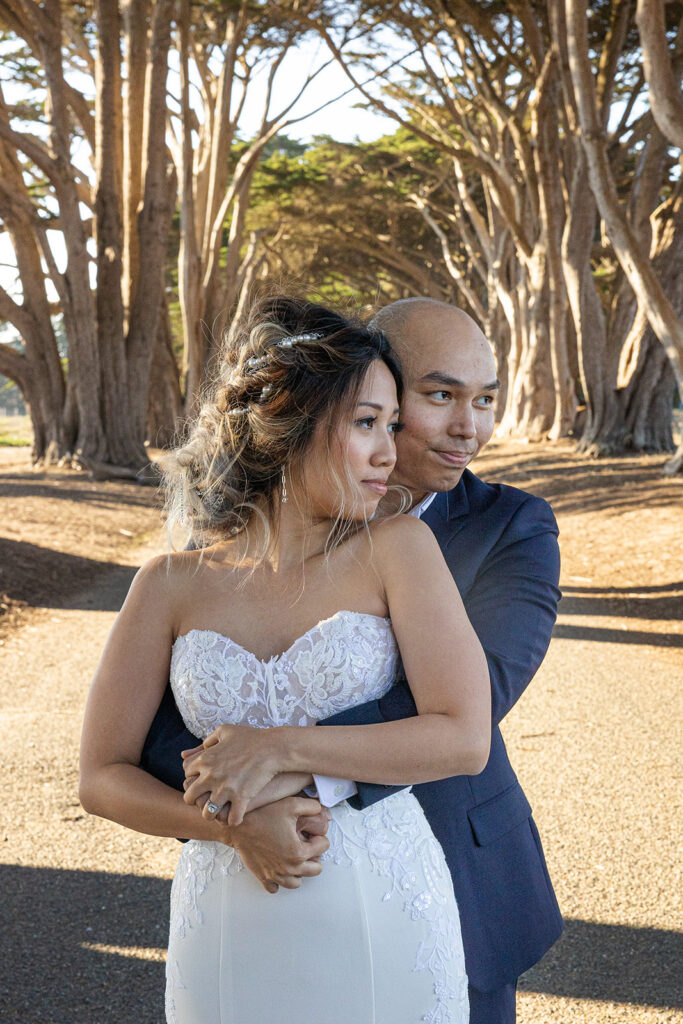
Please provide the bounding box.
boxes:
[121,0,151,320]
[0,84,67,462]
[95,0,139,467]
[146,298,182,448]
[39,0,104,460]
[126,0,176,454]
[566,0,683,388]
[636,0,683,152]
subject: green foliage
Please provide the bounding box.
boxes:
[243,126,464,306]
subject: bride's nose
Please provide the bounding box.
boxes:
[371,432,397,468]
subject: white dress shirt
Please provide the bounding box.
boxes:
[309,493,437,807]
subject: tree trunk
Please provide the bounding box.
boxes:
[95,0,140,467]
[534,56,576,438]
[122,0,151,321]
[146,299,183,448]
[40,0,105,461]
[635,0,683,152]
[566,0,683,386]
[125,0,176,456]
[496,250,556,439]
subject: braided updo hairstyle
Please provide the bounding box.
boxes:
[162,295,402,554]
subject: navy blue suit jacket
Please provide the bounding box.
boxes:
[140,469,563,991]
[319,470,564,990]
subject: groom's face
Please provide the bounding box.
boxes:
[388,307,499,499]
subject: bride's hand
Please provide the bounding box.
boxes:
[182,724,286,826]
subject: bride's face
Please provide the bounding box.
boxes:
[297,360,401,521]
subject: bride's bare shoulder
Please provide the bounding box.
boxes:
[367,515,442,579]
[369,514,435,548]
[130,544,229,595]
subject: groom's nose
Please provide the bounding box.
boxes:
[447,401,477,439]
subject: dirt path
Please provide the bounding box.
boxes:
[0,443,681,1023]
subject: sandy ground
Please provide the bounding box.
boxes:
[0,441,681,1023]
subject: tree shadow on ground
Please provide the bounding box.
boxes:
[1,864,681,1022]
[552,622,682,647]
[478,445,681,517]
[0,864,169,1024]
[553,582,683,647]
[560,585,683,621]
[0,538,135,611]
[521,917,683,1010]
[0,476,158,511]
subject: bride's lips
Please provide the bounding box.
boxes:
[433,449,474,467]
[362,479,388,495]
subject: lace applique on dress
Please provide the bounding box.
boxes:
[170,611,397,738]
[324,791,465,1024]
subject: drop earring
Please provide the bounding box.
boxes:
[281,466,288,504]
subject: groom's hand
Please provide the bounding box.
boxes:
[221,796,330,894]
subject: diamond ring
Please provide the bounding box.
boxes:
[206,802,222,815]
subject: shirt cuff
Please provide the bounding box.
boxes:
[304,775,358,808]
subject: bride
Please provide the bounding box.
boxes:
[79,296,490,1024]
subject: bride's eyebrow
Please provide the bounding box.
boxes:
[357,401,401,414]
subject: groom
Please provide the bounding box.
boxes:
[142,298,563,1023]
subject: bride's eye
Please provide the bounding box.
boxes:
[354,416,377,430]
[388,421,404,434]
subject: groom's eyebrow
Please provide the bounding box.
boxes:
[420,372,501,391]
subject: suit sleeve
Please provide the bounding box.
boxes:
[321,495,561,810]
[466,496,560,726]
[139,682,200,792]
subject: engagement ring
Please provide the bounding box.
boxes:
[206,802,222,815]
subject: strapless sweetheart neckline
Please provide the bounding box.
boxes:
[173,608,391,665]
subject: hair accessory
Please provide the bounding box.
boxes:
[244,333,323,374]
[277,332,323,349]
[260,385,272,400]
[225,406,249,416]
[281,466,288,504]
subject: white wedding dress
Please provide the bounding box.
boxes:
[166,610,469,1024]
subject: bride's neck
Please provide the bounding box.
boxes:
[237,500,334,574]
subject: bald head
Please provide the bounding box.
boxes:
[372,298,492,378]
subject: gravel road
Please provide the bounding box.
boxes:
[1,448,681,1024]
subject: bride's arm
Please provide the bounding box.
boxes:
[79,555,232,841]
[185,517,491,826]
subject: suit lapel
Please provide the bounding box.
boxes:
[421,476,471,541]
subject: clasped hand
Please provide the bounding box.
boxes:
[182,723,285,825]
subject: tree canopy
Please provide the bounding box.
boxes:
[0,0,681,472]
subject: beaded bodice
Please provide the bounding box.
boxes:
[169,610,398,738]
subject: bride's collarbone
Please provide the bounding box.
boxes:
[175,556,388,654]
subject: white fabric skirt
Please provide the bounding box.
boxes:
[165,791,468,1024]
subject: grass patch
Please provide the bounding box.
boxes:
[0,415,32,447]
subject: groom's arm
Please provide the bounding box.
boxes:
[139,682,199,790]
[322,496,561,808]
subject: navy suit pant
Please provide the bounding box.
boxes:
[468,981,517,1024]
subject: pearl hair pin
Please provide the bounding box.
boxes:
[245,332,323,372]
